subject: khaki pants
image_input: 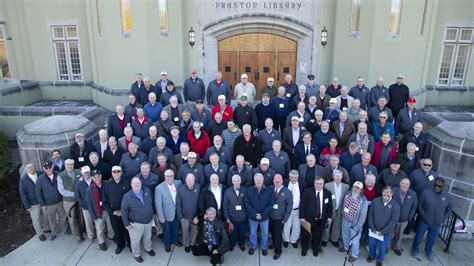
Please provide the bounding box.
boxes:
[283,209,301,243]
[94,211,111,244]
[181,218,198,247]
[63,200,79,235]
[82,208,96,239]
[29,204,49,235]
[43,201,67,235]
[154,215,163,235]
[323,209,342,243]
[391,221,408,250]
[128,221,153,258]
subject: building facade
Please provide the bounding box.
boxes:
[0,0,473,107]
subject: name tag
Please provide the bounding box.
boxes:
[324,198,329,204]
[342,107,347,111]
[286,93,291,97]
[235,205,242,211]
[428,175,434,181]
[331,195,336,200]
[279,103,284,108]
[200,123,204,127]
[127,123,131,127]
[415,146,419,151]
[344,207,349,213]
[273,204,278,209]
[99,201,103,206]
[367,201,372,206]
[131,116,135,120]
[78,157,84,162]
[174,117,179,122]
[299,117,303,122]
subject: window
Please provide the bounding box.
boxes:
[349,0,361,36]
[159,0,168,36]
[388,0,403,37]
[96,0,103,36]
[0,24,11,78]
[120,0,132,37]
[51,25,83,81]
[437,27,473,86]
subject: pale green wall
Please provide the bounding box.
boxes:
[0,116,38,137]
[40,85,93,101]
[0,88,42,106]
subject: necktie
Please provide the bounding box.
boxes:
[305,145,309,156]
[315,192,321,219]
[274,189,278,201]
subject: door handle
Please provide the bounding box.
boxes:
[234,72,237,81]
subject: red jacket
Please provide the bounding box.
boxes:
[187,130,211,159]
[372,141,398,170]
[211,105,233,122]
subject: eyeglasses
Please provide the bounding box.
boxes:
[434,184,443,188]
[423,164,432,167]
[112,170,122,173]
[379,116,387,119]
[43,166,52,169]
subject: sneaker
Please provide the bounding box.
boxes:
[38,234,46,241]
[411,250,419,258]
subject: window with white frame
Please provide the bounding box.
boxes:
[51,25,82,81]
[0,24,11,78]
[437,27,473,86]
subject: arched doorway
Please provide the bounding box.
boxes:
[218,33,297,98]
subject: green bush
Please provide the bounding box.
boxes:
[0,132,13,180]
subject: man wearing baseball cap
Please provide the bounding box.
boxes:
[35,160,67,241]
[339,181,368,263]
[305,74,319,96]
[234,73,257,105]
[156,71,169,93]
[183,68,206,107]
[395,97,422,136]
[255,93,276,131]
[251,158,276,186]
[57,159,82,238]
[206,72,230,107]
[388,74,410,121]
[74,166,96,240]
[262,77,277,98]
[233,95,258,130]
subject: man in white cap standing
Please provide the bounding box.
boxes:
[234,73,256,106]
[156,71,169,93]
[57,159,82,238]
[74,166,95,240]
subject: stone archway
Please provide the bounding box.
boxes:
[198,14,316,87]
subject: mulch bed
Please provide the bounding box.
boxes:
[0,169,35,257]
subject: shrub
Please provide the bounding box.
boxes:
[0,132,13,180]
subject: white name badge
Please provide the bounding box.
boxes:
[200,123,204,127]
[99,201,103,206]
[78,157,84,162]
[286,93,291,97]
[324,198,329,204]
[415,146,419,151]
[343,107,347,111]
[127,123,131,127]
[299,117,304,122]
[174,117,179,122]
[273,204,278,209]
[332,195,336,200]
[428,175,434,181]
[235,205,242,211]
[344,207,349,213]
[279,104,285,108]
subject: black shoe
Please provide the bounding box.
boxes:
[268,244,274,249]
[338,247,347,252]
[50,235,56,241]
[313,250,319,257]
[229,246,234,252]
[283,242,289,248]
[394,249,402,256]
[134,256,144,263]
[38,234,46,241]
[273,253,281,260]
[322,241,327,247]
[367,256,375,263]
[165,245,171,253]
[146,250,155,256]
[262,249,268,256]
[174,240,183,247]
[64,226,72,235]
[248,248,255,255]
[99,243,107,251]
[330,240,340,248]
[115,247,123,254]
[158,234,164,240]
[376,262,383,266]
[301,249,308,256]
[292,243,298,249]
[185,246,191,253]
[240,246,246,251]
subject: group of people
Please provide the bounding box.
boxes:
[18,70,453,266]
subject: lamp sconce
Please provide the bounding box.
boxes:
[321,26,328,47]
[188,27,195,47]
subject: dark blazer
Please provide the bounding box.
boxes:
[332,119,355,149]
[223,186,248,223]
[19,171,42,209]
[199,185,224,217]
[69,141,95,168]
[316,94,331,110]
[298,164,325,188]
[107,114,131,139]
[350,163,378,183]
[293,143,320,167]
[300,187,333,223]
[269,186,293,222]
[392,187,418,223]
[282,126,306,154]
[35,173,62,206]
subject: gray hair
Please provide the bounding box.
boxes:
[149,92,157,99]
[231,174,241,182]
[289,170,299,177]
[253,173,264,181]
[206,207,217,214]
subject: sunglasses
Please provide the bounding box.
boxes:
[423,164,432,167]
[379,116,387,119]
[43,166,52,169]
[112,170,122,173]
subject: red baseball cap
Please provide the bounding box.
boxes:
[407,98,416,103]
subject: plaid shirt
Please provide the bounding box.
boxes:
[342,193,362,224]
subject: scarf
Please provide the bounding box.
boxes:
[356,133,370,153]
[92,182,103,217]
[204,220,217,251]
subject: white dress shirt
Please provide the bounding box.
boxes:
[334,182,342,210]
[288,182,300,209]
[211,185,222,210]
[167,183,177,205]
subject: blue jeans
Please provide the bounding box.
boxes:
[412,222,440,256]
[163,217,179,246]
[369,233,391,262]
[341,219,362,258]
[249,219,269,250]
[229,220,248,247]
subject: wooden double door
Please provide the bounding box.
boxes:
[218,33,297,98]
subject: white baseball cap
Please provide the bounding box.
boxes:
[218,95,226,100]
[261,158,270,165]
[241,74,248,79]
[161,71,168,76]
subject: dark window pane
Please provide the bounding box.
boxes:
[225,66,231,72]
[263,67,270,73]
[283,67,290,73]
[245,66,251,72]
